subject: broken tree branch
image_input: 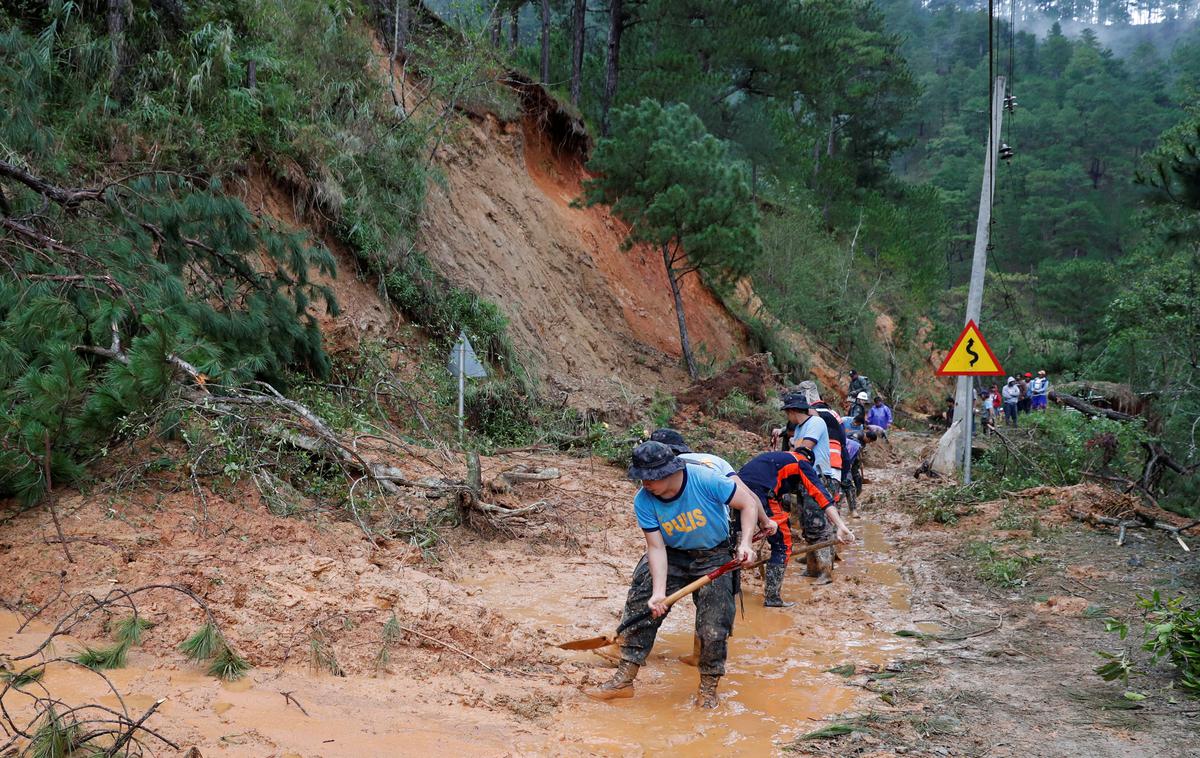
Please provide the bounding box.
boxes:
[397,624,494,672]
[280,691,311,717]
[43,431,73,564]
[488,465,561,494]
[0,158,105,207]
[1068,508,1194,550]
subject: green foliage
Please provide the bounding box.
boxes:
[310,628,346,677]
[582,98,760,377]
[794,723,860,741]
[883,4,1200,486]
[914,486,976,525]
[966,540,1038,588]
[74,612,153,671]
[26,705,79,758]
[207,644,251,681]
[0,0,538,508]
[0,2,349,504]
[587,424,642,470]
[179,622,223,663]
[973,409,1150,494]
[583,99,761,283]
[464,378,539,446]
[1100,592,1200,695]
[920,410,1147,526]
[383,260,520,377]
[715,390,755,422]
[1135,592,1200,695]
[374,612,402,670]
[0,666,44,688]
[741,315,808,382]
[110,615,154,647]
[74,641,130,671]
[179,621,250,681]
[648,392,677,429]
[0,178,336,504]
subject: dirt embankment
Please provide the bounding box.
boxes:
[417,107,751,410]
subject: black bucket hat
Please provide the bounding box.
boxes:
[627,441,687,481]
[650,428,691,454]
[781,392,810,412]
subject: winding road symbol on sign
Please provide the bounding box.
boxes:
[965,338,979,367]
[937,320,1003,376]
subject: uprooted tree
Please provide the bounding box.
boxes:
[581,98,761,379]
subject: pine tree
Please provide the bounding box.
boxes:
[581,99,760,379]
[1,165,337,503]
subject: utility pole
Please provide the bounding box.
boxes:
[934,77,1006,481]
[952,76,1006,485]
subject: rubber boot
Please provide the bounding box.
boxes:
[593,646,621,667]
[586,660,639,701]
[807,549,833,585]
[679,634,701,667]
[696,674,721,709]
[763,564,795,608]
[803,550,819,578]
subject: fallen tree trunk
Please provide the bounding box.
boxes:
[1050,391,1136,422]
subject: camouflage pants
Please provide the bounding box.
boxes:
[617,545,736,676]
[823,474,842,504]
[790,492,835,576]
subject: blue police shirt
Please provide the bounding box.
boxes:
[792,416,831,476]
[634,465,736,550]
[677,452,736,477]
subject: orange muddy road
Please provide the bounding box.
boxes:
[1,441,927,756]
[537,521,916,756]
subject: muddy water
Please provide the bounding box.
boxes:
[520,520,915,756]
[2,519,914,757]
[0,612,521,756]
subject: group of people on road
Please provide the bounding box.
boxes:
[588,371,888,709]
[979,370,1051,430]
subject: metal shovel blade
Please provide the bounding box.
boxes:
[556,634,619,651]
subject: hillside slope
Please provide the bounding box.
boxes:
[417,100,752,409]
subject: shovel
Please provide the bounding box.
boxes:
[557,538,840,651]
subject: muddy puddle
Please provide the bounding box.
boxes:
[0,611,521,756]
[463,519,918,757]
[3,516,915,757]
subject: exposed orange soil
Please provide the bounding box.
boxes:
[416,111,751,410]
[1,437,922,757]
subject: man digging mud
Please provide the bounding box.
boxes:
[588,441,762,708]
[736,448,843,605]
[784,394,855,583]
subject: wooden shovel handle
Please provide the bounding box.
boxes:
[789,538,840,560]
[615,557,737,635]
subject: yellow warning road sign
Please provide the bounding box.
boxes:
[937,320,1004,376]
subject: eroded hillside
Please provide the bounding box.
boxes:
[417,101,751,409]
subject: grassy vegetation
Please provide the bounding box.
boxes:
[74,642,130,671]
[26,706,79,758]
[965,541,1041,589]
[917,408,1153,524]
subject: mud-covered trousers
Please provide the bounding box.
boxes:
[790,493,835,574]
[762,497,792,566]
[617,545,737,676]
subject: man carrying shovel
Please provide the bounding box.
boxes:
[588,441,763,708]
